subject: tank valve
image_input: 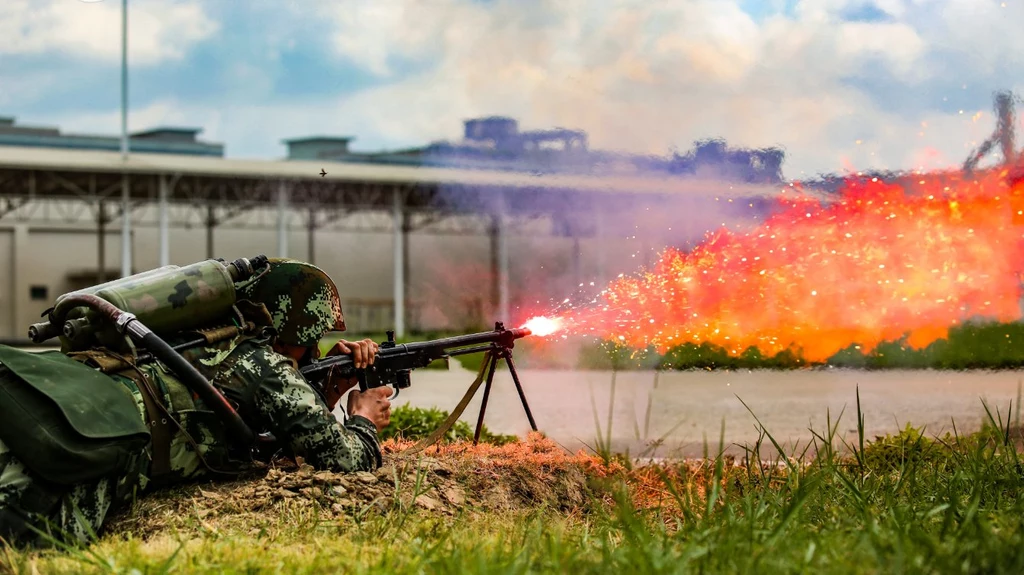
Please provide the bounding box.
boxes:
[227,254,269,282]
[62,317,93,340]
[27,321,60,343]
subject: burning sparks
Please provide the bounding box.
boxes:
[552,168,1024,362]
[522,316,562,337]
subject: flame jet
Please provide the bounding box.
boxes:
[549,168,1024,363]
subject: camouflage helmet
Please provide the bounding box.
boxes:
[238,258,345,347]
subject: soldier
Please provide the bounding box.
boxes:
[0,258,391,546]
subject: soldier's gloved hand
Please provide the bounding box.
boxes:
[347,387,392,432]
[328,338,379,369]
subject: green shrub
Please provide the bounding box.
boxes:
[452,351,492,373]
[578,340,660,370]
[860,423,949,471]
[380,405,518,445]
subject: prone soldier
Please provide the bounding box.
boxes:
[0,258,391,546]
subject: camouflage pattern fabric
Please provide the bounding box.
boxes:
[0,390,148,546]
[59,259,239,353]
[173,328,381,473]
[238,259,346,347]
[0,326,380,546]
[0,444,118,546]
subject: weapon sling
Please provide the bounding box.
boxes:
[401,351,494,456]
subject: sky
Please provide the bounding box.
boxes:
[0,0,1022,178]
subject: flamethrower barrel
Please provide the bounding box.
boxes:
[51,294,255,447]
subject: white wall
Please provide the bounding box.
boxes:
[5,198,755,339]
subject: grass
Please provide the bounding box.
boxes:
[5,386,1024,574]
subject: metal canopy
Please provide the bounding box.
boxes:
[0,144,782,201]
[0,144,788,339]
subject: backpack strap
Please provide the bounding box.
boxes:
[66,351,173,480]
[124,369,173,478]
[99,350,254,481]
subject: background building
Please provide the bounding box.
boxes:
[0,113,787,342]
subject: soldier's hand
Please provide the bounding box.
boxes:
[323,375,360,411]
[347,387,392,432]
[329,338,379,369]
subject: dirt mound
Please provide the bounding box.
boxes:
[107,434,609,539]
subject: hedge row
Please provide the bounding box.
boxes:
[577,321,1024,370]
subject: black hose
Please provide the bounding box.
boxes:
[139,331,255,445]
[51,294,256,447]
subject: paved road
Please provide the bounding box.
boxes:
[388,363,1024,458]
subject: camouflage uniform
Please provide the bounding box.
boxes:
[162,327,382,479]
[0,394,147,546]
[0,258,382,546]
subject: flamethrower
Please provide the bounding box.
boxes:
[300,321,540,444]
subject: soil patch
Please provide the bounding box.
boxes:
[106,434,615,540]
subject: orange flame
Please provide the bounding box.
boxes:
[522,316,562,337]
[555,169,1024,362]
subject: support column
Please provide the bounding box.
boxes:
[496,194,510,324]
[489,215,500,315]
[205,205,215,259]
[307,208,316,265]
[98,202,107,284]
[11,225,28,340]
[158,175,169,267]
[402,217,411,331]
[594,208,606,286]
[392,188,405,338]
[120,174,131,277]
[571,235,582,289]
[277,181,289,258]
[92,173,105,284]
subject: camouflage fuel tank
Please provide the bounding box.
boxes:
[28,265,180,344]
[60,265,179,300]
[49,256,268,352]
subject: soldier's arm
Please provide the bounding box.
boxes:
[248,350,383,472]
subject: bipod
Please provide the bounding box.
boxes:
[472,343,538,444]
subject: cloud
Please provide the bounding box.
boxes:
[291,0,1022,176]
[3,0,1023,178]
[0,0,218,66]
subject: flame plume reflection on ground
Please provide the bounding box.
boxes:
[541,169,1024,362]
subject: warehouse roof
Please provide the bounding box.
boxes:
[0,145,790,198]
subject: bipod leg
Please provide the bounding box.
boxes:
[473,349,500,445]
[504,350,538,431]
